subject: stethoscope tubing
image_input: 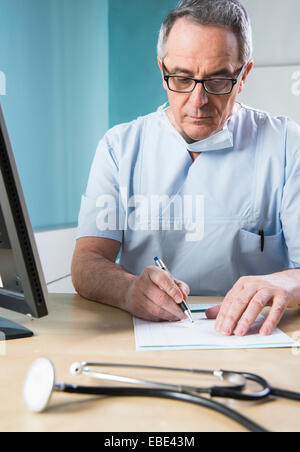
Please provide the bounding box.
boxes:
[81,362,217,375]
[75,363,272,401]
[74,362,300,402]
[56,383,269,433]
[269,386,300,401]
[209,372,271,401]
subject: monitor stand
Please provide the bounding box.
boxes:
[0,317,33,340]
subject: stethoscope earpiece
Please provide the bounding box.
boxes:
[69,362,85,376]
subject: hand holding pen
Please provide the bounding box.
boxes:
[124,263,191,323]
[154,257,193,323]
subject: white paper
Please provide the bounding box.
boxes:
[133,310,299,351]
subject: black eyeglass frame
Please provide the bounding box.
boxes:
[162,61,247,95]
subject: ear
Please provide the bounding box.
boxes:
[157,57,168,92]
[157,57,163,75]
[238,60,254,94]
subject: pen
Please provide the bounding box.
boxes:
[154,257,193,323]
[259,230,265,253]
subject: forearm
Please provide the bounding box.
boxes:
[71,251,136,311]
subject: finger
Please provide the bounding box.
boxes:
[216,287,256,335]
[174,279,190,301]
[215,280,244,331]
[205,305,221,319]
[134,292,180,322]
[143,276,185,320]
[148,267,185,305]
[259,294,288,336]
[232,289,273,336]
[144,291,184,322]
[219,288,259,335]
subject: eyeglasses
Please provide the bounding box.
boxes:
[162,61,246,95]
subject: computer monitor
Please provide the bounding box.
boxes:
[0,103,48,340]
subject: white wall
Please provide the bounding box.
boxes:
[241,0,300,66]
[239,0,300,123]
[34,227,77,293]
[239,65,300,124]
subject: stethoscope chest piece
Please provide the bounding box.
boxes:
[23,358,55,413]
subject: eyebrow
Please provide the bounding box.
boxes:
[167,66,234,78]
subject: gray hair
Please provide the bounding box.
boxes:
[157,0,253,64]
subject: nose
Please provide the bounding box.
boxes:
[189,82,209,108]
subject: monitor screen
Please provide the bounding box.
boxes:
[0,103,48,340]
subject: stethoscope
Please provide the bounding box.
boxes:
[23,358,300,433]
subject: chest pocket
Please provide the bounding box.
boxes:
[238,228,290,276]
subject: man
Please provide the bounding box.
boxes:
[71,0,300,336]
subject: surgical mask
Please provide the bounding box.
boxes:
[160,103,239,153]
[185,124,233,153]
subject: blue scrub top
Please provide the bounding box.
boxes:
[76,104,300,296]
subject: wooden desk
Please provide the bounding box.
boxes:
[0,294,299,432]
